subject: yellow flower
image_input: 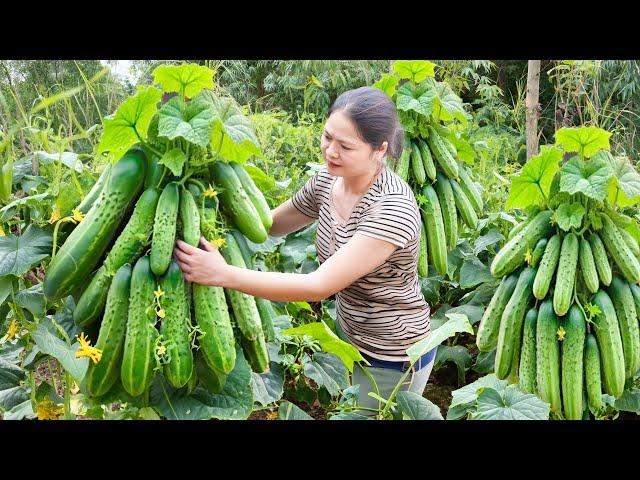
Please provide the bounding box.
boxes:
[0,226,4,236]
[203,184,217,198]
[211,237,226,248]
[48,207,61,224]
[265,410,278,420]
[75,332,103,364]
[556,326,566,341]
[72,207,85,224]
[154,287,165,299]
[5,319,19,341]
[524,247,533,265]
[156,308,166,319]
[36,399,64,420]
[156,344,167,357]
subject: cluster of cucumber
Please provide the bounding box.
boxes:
[478,208,640,419]
[393,123,483,276]
[44,147,277,399]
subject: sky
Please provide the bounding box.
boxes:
[100,60,137,84]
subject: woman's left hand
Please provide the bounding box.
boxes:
[173,237,229,286]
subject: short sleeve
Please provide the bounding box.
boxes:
[291,173,320,219]
[355,194,420,248]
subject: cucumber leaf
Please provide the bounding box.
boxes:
[392,60,436,83]
[553,202,585,231]
[447,373,508,420]
[34,151,83,173]
[0,224,52,277]
[554,126,611,158]
[605,153,640,207]
[14,283,45,319]
[459,256,494,289]
[158,96,215,148]
[469,385,550,420]
[434,345,472,386]
[251,362,284,407]
[396,79,436,117]
[278,401,314,420]
[614,387,640,413]
[396,391,443,420]
[302,352,349,397]
[158,148,186,177]
[244,164,277,192]
[406,313,473,363]
[449,135,475,164]
[374,73,400,98]
[152,63,215,98]
[559,155,612,202]
[432,81,468,125]
[505,146,561,209]
[97,85,162,161]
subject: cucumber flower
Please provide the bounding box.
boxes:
[75,332,103,364]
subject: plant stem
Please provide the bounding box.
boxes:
[48,358,60,396]
[64,370,72,419]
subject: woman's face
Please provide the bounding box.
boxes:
[320,110,387,178]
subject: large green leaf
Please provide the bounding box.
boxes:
[605,153,640,207]
[470,385,550,420]
[14,283,45,318]
[447,373,508,420]
[0,225,52,277]
[406,313,473,363]
[250,362,284,407]
[459,256,493,289]
[559,155,611,202]
[472,350,496,374]
[2,398,35,419]
[283,321,364,372]
[449,136,475,164]
[432,81,468,125]
[472,229,504,255]
[150,345,253,420]
[505,146,562,209]
[199,92,261,163]
[157,96,215,148]
[446,304,484,326]
[373,73,400,98]
[152,63,215,98]
[34,151,83,173]
[97,85,162,160]
[614,387,640,413]
[396,391,444,420]
[396,80,436,117]
[302,352,349,397]
[30,317,88,382]
[244,164,277,192]
[0,276,12,305]
[0,384,30,411]
[553,202,585,231]
[434,345,472,386]
[554,126,611,158]
[158,148,187,177]
[278,401,314,420]
[0,192,50,223]
[392,60,436,83]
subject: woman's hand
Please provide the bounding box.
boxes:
[173,237,230,286]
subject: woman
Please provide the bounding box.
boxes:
[173,86,436,414]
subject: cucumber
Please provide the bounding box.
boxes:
[491,210,553,278]
[420,184,447,275]
[588,232,612,287]
[456,163,483,214]
[179,187,201,247]
[619,225,640,256]
[241,330,270,374]
[426,126,458,179]
[417,221,429,277]
[394,146,411,181]
[495,266,536,379]
[584,333,604,414]
[476,273,519,352]
[579,237,600,294]
[606,276,640,379]
[229,161,273,232]
[508,220,529,241]
[76,162,112,214]
[230,229,254,269]
[144,155,165,190]
[159,260,194,388]
[150,182,180,276]
[553,233,579,316]
[255,296,277,343]
[73,266,111,328]
[195,351,227,394]
[417,139,436,181]
[210,161,268,244]
[433,173,458,251]
[121,256,158,397]
[43,149,147,300]
[591,289,626,398]
[85,264,132,397]
[629,283,640,321]
[409,141,426,185]
[518,307,537,394]
[449,179,478,230]
[529,238,548,268]
[535,299,562,414]
[561,305,586,420]
[601,213,640,284]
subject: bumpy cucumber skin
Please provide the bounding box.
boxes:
[601,213,640,284]
[529,238,548,268]
[561,305,586,420]
[426,126,458,179]
[618,225,640,256]
[242,330,270,374]
[591,289,626,398]
[417,221,429,277]
[74,266,111,327]
[433,173,458,251]
[476,273,519,352]
[553,233,579,316]
[86,264,132,397]
[449,179,478,230]
[409,141,426,185]
[508,220,529,241]
[230,230,254,269]
[43,149,146,300]
[584,333,604,414]
[159,260,194,388]
[150,182,180,276]
[144,155,165,190]
[395,146,411,181]
[579,237,599,294]
[491,210,553,278]
[536,299,562,414]
[606,276,640,379]
[417,139,436,181]
[255,297,277,343]
[230,161,273,232]
[195,351,227,394]
[121,256,158,397]
[420,184,447,275]
[518,307,537,394]
[456,163,483,214]
[495,267,536,379]
[77,163,112,214]
[588,232,612,287]
[179,187,201,247]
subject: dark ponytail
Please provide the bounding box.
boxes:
[328,86,405,162]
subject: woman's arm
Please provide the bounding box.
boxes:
[268,199,316,237]
[173,233,398,302]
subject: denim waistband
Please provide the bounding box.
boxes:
[360,346,438,372]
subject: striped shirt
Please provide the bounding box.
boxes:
[291,164,431,361]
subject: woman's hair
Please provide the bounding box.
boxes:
[328,86,405,160]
